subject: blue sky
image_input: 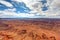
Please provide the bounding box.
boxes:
[0,0,60,18]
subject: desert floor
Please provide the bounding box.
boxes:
[0,19,60,40]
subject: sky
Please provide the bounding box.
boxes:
[0,0,60,18]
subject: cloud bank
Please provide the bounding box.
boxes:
[0,0,60,18]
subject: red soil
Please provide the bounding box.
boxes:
[0,20,60,40]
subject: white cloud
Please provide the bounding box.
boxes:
[0,0,13,7]
[4,8,16,12]
[0,9,38,18]
[0,0,60,18]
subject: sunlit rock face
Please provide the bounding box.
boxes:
[0,0,60,18]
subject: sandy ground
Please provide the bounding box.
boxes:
[0,19,60,40]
